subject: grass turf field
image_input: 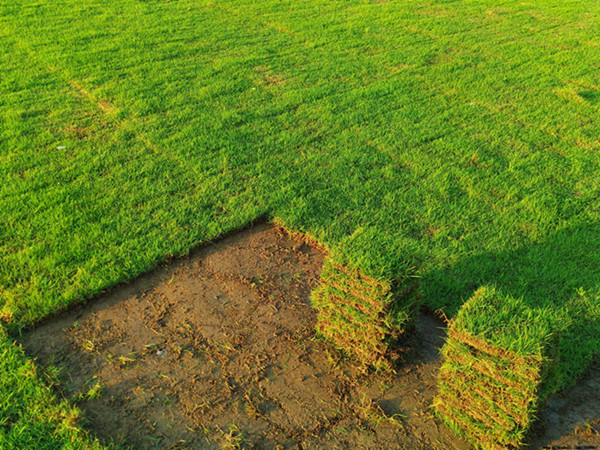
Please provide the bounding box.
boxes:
[1,0,600,447]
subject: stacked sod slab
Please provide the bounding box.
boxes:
[433,286,600,449]
[311,258,420,370]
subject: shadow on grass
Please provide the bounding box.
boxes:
[424,222,600,389]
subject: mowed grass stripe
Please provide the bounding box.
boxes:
[0,34,260,325]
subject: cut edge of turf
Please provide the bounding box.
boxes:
[273,217,421,370]
[272,218,331,255]
[0,326,102,449]
[3,215,275,333]
[311,258,420,370]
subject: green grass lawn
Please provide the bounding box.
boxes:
[1,0,600,446]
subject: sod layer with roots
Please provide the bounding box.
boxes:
[312,259,419,370]
[435,288,558,448]
[2,0,600,448]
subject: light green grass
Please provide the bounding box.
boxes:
[1,0,600,446]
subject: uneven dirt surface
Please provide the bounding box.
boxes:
[21,224,600,449]
[532,361,600,450]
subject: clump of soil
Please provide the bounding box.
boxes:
[20,223,600,449]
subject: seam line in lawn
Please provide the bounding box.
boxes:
[3,23,198,182]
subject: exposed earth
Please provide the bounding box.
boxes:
[21,224,600,449]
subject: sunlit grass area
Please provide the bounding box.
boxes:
[1,0,599,446]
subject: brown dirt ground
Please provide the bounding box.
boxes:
[531,361,600,450]
[20,224,600,449]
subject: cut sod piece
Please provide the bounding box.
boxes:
[311,259,419,369]
[433,286,560,449]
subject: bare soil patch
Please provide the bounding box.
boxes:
[20,223,599,449]
[531,361,600,449]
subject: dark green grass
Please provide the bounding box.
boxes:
[1,0,600,446]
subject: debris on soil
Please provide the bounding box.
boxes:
[20,224,600,449]
[20,224,461,448]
